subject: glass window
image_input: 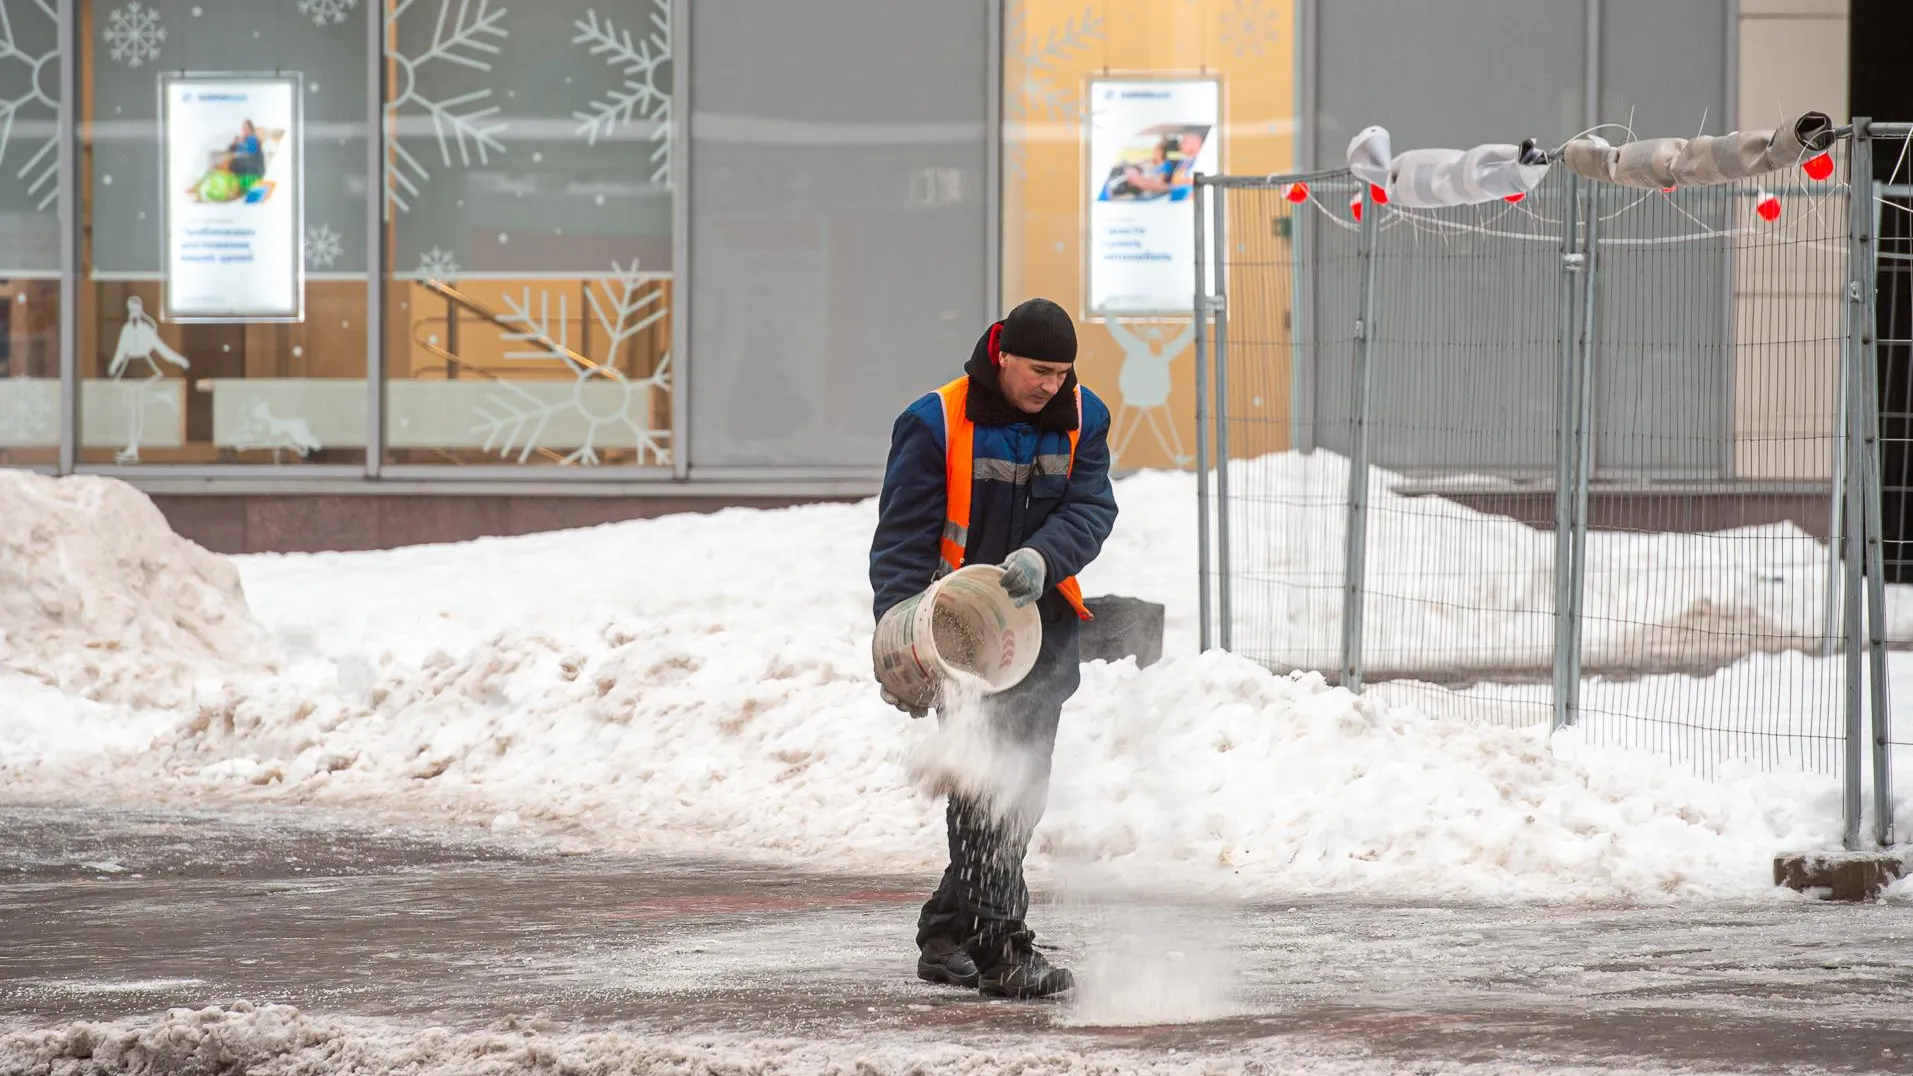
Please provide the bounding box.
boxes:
[0,0,64,466]
[689,0,988,469]
[1601,0,1727,140]
[80,0,370,466]
[1315,0,1582,169]
[383,0,674,467]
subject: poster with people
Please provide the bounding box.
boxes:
[160,74,303,321]
[1086,78,1219,316]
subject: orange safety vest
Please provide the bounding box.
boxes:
[935,377,1093,621]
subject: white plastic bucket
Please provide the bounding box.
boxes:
[873,564,1043,711]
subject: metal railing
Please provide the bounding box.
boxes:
[1194,121,1903,851]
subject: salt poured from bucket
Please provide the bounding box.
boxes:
[1056,904,1245,1027]
[902,676,1045,821]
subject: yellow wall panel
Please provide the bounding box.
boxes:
[1004,0,1295,470]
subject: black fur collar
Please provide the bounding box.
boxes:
[961,326,1080,432]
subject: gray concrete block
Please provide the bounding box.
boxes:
[1773,849,1911,901]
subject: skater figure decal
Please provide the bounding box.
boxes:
[228,398,322,459]
[107,295,190,463]
[1106,319,1195,467]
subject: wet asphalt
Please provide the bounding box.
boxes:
[1,804,1911,1073]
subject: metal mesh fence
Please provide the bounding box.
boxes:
[1350,173,1572,728]
[1200,174,1361,678]
[1570,159,1853,776]
[1198,126,1897,829]
[1875,129,1913,837]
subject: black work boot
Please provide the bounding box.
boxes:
[977,943,1074,999]
[916,938,981,988]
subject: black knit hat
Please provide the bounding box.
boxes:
[996,297,1076,365]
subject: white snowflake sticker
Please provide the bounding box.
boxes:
[103,1,166,68]
[1220,0,1279,57]
[1006,3,1102,178]
[417,246,460,278]
[0,379,54,443]
[306,224,343,269]
[385,0,510,214]
[296,0,358,26]
[0,0,60,211]
[571,1,672,188]
[479,261,672,466]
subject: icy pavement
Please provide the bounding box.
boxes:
[2,807,1910,1074]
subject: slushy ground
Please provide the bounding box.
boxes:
[2,805,1908,1075]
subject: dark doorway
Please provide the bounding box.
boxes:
[1852,1,1913,581]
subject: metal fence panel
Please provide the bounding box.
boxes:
[1352,174,1575,725]
[1199,129,1893,815]
[1569,158,1854,778]
[1873,127,1912,846]
[1207,174,1360,676]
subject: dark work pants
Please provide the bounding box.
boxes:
[914,612,1081,968]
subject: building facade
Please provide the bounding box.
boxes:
[0,1,1859,552]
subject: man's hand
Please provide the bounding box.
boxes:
[881,685,928,718]
[998,548,1047,607]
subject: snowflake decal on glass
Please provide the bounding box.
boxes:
[306,224,342,269]
[417,246,460,278]
[0,0,60,211]
[478,261,672,466]
[102,1,165,68]
[296,0,357,27]
[1006,2,1102,178]
[1219,0,1279,58]
[571,2,671,188]
[0,376,53,442]
[385,0,508,214]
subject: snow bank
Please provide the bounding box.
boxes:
[0,461,1891,901]
[0,471,276,710]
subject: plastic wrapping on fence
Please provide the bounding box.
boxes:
[1346,125,1551,208]
[1557,111,1837,190]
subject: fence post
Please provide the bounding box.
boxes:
[1562,181,1602,725]
[1294,181,1317,455]
[1853,125,1896,848]
[1341,182,1379,691]
[1552,175,1585,732]
[1194,178,1214,654]
[1214,186,1234,652]
[1842,121,1872,851]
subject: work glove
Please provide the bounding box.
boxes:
[998,547,1047,607]
[881,685,928,719]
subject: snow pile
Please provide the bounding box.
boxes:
[0,458,1889,901]
[117,637,1849,899]
[0,471,276,710]
[0,1001,1725,1075]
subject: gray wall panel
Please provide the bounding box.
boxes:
[1315,0,1585,168]
[688,0,988,469]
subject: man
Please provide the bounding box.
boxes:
[868,297,1119,1000]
